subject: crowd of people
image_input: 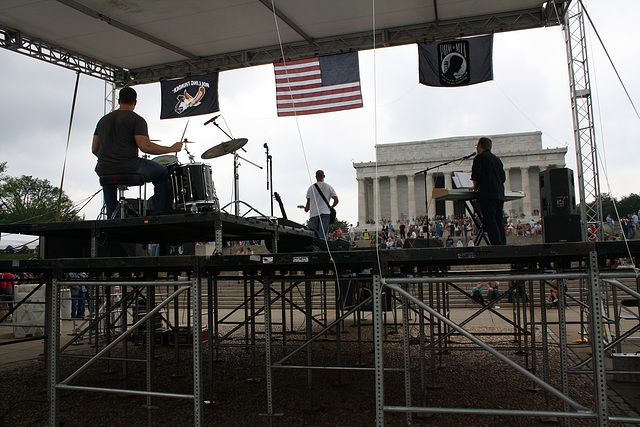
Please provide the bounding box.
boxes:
[604,212,640,240]
[326,214,544,248]
[470,277,568,309]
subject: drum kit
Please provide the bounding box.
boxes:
[151,134,248,213]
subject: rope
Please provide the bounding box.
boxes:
[56,71,80,221]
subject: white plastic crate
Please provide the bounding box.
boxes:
[13,284,70,338]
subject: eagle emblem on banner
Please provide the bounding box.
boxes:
[160,73,219,120]
[175,87,205,114]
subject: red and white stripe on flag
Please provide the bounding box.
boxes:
[274,57,363,117]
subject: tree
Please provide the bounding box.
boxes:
[590,193,640,220]
[0,174,80,223]
[328,218,350,236]
[304,217,350,237]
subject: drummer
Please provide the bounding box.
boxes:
[92,87,183,217]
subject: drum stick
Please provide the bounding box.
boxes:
[180,120,189,147]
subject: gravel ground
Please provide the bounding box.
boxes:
[0,324,625,426]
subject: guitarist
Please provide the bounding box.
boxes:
[304,170,339,239]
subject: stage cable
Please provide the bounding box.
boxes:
[371,0,384,276]
[268,0,340,276]
[56,71,80,222]
[580,0,640,121]
[581,0,636,266]
[73,189,102,217]
[493,81,567,148]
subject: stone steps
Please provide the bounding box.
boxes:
[192,277,582,310]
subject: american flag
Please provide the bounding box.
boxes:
[274,52,363,117]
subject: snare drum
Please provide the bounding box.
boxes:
[169,163,218,211]
[151,154,178,166]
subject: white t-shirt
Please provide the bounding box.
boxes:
[306,181,337,218]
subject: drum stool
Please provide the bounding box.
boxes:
[99,174,145,219]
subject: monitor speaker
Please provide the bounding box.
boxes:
[539,168,576,216]
[402,238,444,248]
[542,215,582,243]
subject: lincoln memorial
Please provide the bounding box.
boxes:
[353,131,567,226]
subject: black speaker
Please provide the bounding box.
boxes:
[402,238,444,248]
[542,215,582,243]
[539,168,576,216]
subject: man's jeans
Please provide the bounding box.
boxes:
[103,159,170,218]
[309,214,331,239]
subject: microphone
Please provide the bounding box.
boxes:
[464,152,476,159]
[204,115,220,125]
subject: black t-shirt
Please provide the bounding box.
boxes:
[471,149,506,201]
[94,110,148,175]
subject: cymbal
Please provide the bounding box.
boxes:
[180,138,196,143]
[151,154,178,165]
[201,138,248,159]
[150,139,161,142]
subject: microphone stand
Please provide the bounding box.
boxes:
[414,152,476,247]
[264,143,273,217]
[211,120,246,152]
[233,152,263,216]
[204,117,255,216]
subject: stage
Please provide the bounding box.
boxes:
[0,211,316,258]
[1,213,640,425]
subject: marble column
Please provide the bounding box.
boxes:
[375,177,381,223]
[407,174,416,221]
[426,174,436,219]
[521,166,532,218]
[504,168,512,215]
[390,175,398,223]
[444,171,453,218]
[357,178,367,226]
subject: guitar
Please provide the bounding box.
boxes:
[274,192,287,219]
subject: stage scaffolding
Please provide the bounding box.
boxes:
[1,239,639,426]
[373,268,639,426]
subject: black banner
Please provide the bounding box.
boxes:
[418,35,493,87]
[160,72,219,119]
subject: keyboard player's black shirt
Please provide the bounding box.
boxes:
[471,149,505,201]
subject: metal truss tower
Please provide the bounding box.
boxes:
[562,0,603,241]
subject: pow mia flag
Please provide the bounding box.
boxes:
[418,35,493,87]
[160,72,219,119]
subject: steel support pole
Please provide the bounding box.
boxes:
[263,276,275,420]
[207,272,214,383]
[401,284,412,426]
[586,251,609,426]
[304,278,315,410]
[193,269,203,427]
[373,275,385,426]
[540,280,551,408]
[48,272,60,427]
[558,276,571,427]
[146,286,155,418]
[418,282,427,406]
[214,217,223,255]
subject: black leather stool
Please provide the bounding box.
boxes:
[99,174,145,219]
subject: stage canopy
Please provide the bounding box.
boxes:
[0,0,569,85]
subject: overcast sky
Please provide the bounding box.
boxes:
[0,0,638,247]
